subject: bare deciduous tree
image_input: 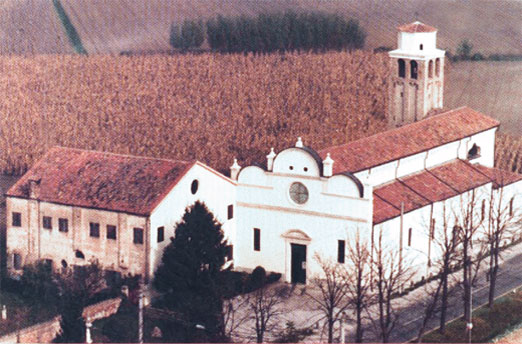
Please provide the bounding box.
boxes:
[369,228,413,343]
[416,203,460,340]
[223,295,250,341]
[308,254,351,343]
[453,189,488,342]
[346,231,372,343]
[484,181,520,308]
[249,283,286,343]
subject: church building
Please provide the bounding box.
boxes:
[4,22,522,285]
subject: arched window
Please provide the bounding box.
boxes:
[428,60,433,78]
[467,144,481,160]
[419,44,423,50]
[398,59,405,78]
[410,60,418,79]
[435,58,441,77]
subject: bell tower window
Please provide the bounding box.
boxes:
[398,59,405,78]
[410,60,418,79]
[428,60,433,78]
[435,58,440,77]
[420,44,423,50]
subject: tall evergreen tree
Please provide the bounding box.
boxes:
[154,201,228,341]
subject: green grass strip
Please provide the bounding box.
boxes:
[52,0,87,55]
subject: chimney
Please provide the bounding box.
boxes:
[28,178,41,199]
[295,137,303,148]
[230,159,241,181]
[266,148,276,171]
[322,153,334,177]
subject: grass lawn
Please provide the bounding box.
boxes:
[0,290,57,336]
[422,287,522,343]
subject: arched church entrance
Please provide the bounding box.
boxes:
[282,230,311,284]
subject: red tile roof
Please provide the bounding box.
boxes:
[6,147,195,216]
[398,21,437,33]
[472,165,522,188]
[319,107,500,174]
[373,160,520,224]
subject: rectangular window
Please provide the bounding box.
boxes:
[337,240,345,263]
[157,226,164,243]
[12,212,22,227]
[227,204,234,220]
[89,222,100,238]
[253,228,260,251]
[510,197,514,217]
[430,218,436,240]
[408,228,412,247]
[107,225,117,240]
[133,228,144,244]
[59,218,69,232]
[43,216,52,230]
[13,253,22,270]
[481,199,486,221]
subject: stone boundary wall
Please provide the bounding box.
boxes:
[0,297,121,343]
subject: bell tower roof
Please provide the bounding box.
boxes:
[398,21,437,33]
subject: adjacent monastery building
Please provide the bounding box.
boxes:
[5,148,235,281]
[5,22,522,285]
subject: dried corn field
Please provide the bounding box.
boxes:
[495,133,522,174]
[0,51,389,175]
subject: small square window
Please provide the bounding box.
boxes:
[89,222,100,238]
[12,212,21,227]
[227,204,234,220]
[107,225,117,240]
[157,226,164,243]
[134,228,144,244]
[43,216,52,230]
[59,218,69,232]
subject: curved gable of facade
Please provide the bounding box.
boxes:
[272,147,322,177]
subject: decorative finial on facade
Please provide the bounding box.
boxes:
[230,158,241,180]
[322,153,334,177]
[266,148,276,171]
[295,137,303,148]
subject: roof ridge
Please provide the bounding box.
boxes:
[322,106,481,152]
[52,146,193,165]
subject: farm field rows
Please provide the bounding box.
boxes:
[445,61,522,136]
[0,0,72,54]
[60,0,522,55]
[0,51,389,175]
[1,0,520,55]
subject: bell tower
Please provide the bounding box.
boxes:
[388,21,445,127]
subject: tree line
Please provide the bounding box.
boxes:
[170,11,366,53]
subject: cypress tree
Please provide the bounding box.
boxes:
[154,201,228,340]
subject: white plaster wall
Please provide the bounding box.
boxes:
[235,148,371,283]
[374,183,495,282]
[235,204,371,282]
[457,128,497,167]
[355,127,498,188]
[149,163,236,278]
[399,32,437,51]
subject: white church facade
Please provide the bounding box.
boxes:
[4,22,522,285]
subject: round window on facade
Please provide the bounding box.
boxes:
[289,182,309,205]
[191,179,199,194]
